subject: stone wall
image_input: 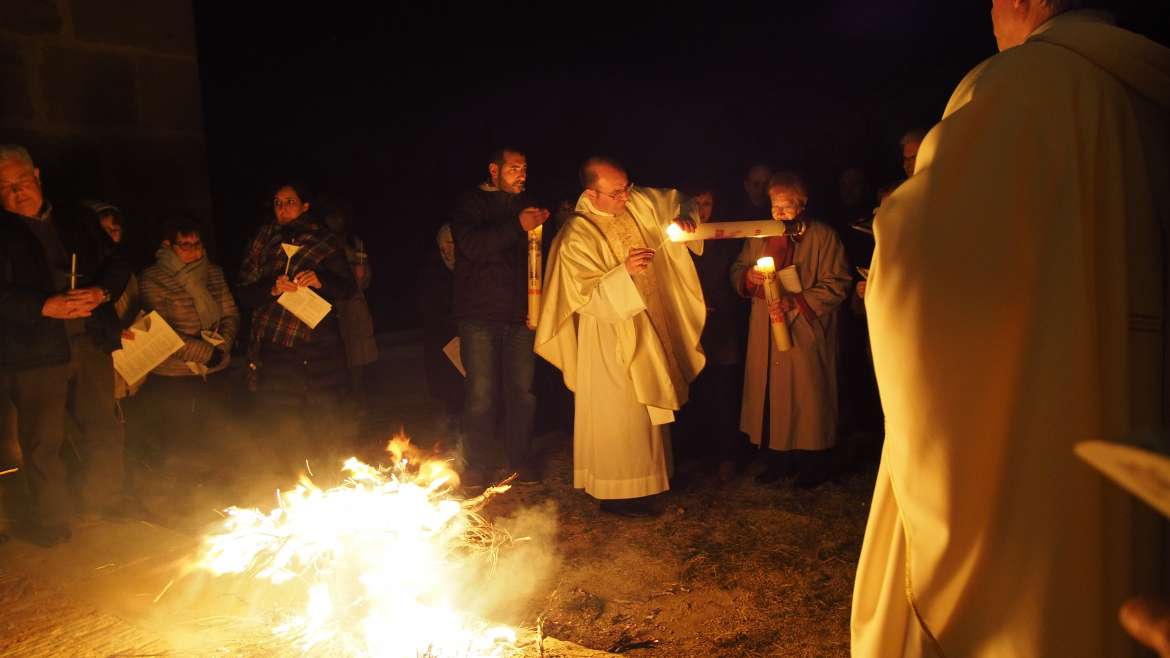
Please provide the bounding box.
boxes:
[0,0,212,260]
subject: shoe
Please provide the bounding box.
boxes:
[99,495,150,521]
[599,498,661,518]
[717,460,737,483]
[25,522,71,548]
[513,462,542,485]
[460,467,486,490]
[754,463,788,484]
[795,470,832,489]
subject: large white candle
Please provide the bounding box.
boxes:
[667,219,805,242]
[755,256,792,352]
[527,225,543,330]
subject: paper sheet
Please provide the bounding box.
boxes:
[779,265,803,294]
[278,287,332,329]
[1075,440,1170,520]
[443,336,465,377]
[112,311,184,384]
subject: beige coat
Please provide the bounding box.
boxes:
[730,222,851,451]
[852,11,1170,658]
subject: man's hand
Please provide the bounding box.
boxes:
[519,207,551,232]
[272,275,299,295]
[673,216,698,233]
[41,293,93,319]
[856,280,867,300]
[625,247,655,275]
[767,297,794,317]
[745,268,766,286]
[69,287,105,312]
[293,270,322,289]
[1121,596,1170,658]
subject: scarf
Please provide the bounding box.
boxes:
[155,245,221,329]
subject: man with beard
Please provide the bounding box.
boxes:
[450,148,550,487]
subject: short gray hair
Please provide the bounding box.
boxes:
[1044,0,1113,13]
[0,144,35,168]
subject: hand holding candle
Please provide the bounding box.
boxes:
[755,256,792,352]
[527,225,543,330]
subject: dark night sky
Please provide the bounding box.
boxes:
[191,1,1169,331]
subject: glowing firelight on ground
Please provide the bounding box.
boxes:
[194,435,523,657]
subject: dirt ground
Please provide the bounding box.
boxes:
[0,334,876,657]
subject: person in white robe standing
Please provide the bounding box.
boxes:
[535,156,706,517]
[852,2,1170,656]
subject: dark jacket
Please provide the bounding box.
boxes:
[0,206,130,372]
[449,186,535,324]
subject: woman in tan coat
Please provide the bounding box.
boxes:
[730,172,851,487]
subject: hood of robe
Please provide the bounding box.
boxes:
[1028,10,1170,111]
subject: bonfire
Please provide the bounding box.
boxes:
[194,434,523,657]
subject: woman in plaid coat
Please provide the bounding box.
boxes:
[236,181,357,465]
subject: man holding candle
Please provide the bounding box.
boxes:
[536,156,704,517]
[730,172,851,488]
[450,148,549,488]
[0,145,131,546]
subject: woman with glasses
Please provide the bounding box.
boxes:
[132,217,239,471]
[236,181,357,469]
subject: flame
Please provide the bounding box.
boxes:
[195,433,520,656]
[665,223,684,242]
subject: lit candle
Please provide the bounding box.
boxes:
[755,256,792,352]
[527,225,543,330]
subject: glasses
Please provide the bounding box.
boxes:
[593,182,633,201]
[173,239,202,251]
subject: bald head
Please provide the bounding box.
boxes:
[580,156,632,214]
[579,156,626,189]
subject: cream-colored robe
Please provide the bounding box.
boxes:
[730,222,851,451]
[852,11,1170,658]
[536,187,706,499]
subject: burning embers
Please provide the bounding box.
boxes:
[194,435,523,657]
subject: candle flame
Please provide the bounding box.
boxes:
[666,223,684,242]
[756,256,776,273]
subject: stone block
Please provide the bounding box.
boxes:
[70,0,195,55]
[41,46,137,127]
[0,38,36,121]
[139,56,203,133]
[0,0,63,36]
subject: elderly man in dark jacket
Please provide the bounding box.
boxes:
[450,148,549,487]
[0,144,131,546]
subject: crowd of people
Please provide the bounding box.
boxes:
[0,150,377,546]
[2,0,1169,656]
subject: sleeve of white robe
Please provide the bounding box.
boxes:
[577,264,646,323]
[799,224,852,318]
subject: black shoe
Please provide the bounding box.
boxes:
[754,463,789,484]
[460,467,486,490]
[600,498,661,518]
[795,470,832,489]
[25,522,71,548]
[99,495,151,521]
[513,462,542,486]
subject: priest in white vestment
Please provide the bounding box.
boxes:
[852,3,1170,657]
[535,157,706,516]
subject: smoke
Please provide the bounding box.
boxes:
[454,499,561,626]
